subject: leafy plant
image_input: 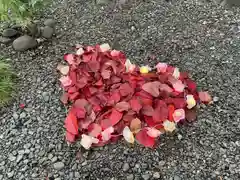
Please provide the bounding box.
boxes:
[0,0,49,26]
[0,58,15,106]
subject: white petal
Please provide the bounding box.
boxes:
[100,43,111,52]
[147,128,162,138]
[101,127,114,141]
[123,126,134,143]
[76,48,84,55]
[173,68,180,79]
[80,134,99,149]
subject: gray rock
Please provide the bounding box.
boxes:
[53,162,65,170]
[16,154,23,163]
[0,174,3,180]
[20,112,26,119]
[13,112,19,120]
[2,28,18,37]
[7,171,14,178]
[42,92,50,102]
[51,156,58,163]
[13,35,38,51]
[8,154,16,161]
[27,23,38,36]
[123,162,130,172]
[44,19,56,28]
[96,0,110,5]
[127,174,134,180]
[153,172,160,179]
[142,174,151,180]
[174,175,181,180]
[0,36,12,44]
[42,26,54,39]
[74,171,80,178]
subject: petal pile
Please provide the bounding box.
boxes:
[58,44,212,149]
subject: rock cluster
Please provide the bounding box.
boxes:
[0,19,56,51]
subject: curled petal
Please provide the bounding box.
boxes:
[123,126,135,144]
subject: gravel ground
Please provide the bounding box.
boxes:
[0,0,240,179]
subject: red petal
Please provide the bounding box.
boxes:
[66,131,75,142]
[88,60,100,72]
[119,83,133,97]
[168,105,175,121]
[198,91,212,103]
[65,111,78,135]
[108,91,121,105]
[101,69,111,79]
[142,81,161,97]
[109,109,123,126]
[153,100,168,123]
[64,54,75,64]
[135,129,155,148]
[186,79,197,92]
[74,99,88,108]
[82,54,92,62]
[141,105,154,116]
[88,123,102,137]
[115,101,130,112]
[129,98,142,113]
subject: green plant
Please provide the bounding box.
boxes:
[0,0,49,26]
[0,58,15,106]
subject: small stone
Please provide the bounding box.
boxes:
[213,96,219,102]
[177,134,183,140]
[51,156,58,163]
[48,153,53,159]
[13,112,19,120]
[174,175,181,180]
[96,0,110,5]
[53,162,65,170]
[42,26,54,39]
[0,36,12,44]
[127,174,134,180]
[16,154,23,163]
[42,92,50,102]
[7,171,14,178]
[8,154,16,161]
[2,28,18,37]
[44,19,56,28]
[20,112,26,119]
[123,162,130,172]
[153,172,161,179]
[74,172,80,178]
[142,173,151,180]
[13,35,38,51]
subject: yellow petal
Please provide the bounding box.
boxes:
[163,120,176,133]
[140,66,150,74]
[186,95,196,109]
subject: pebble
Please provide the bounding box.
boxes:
[42,26,54,39]
[53,162,65,170]
[127,174,134,180]
[44,19,56,28]
[9,154,16,161]
[142,173,151,180]
[123,162,130,172]
[20,112,26,119]
[2,28,18,37]
[0,36,12,44]
[74,171,80,178]
[7,171,14,178]
[13,35,38,51]
[13,112,19,120]
[51,156,58,163]
[153,172,161,179]
[174,175,181,180]
[42,92,50,102]
[16,154,23,163]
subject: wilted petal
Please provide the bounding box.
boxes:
[163,120,176,133]
[80,134,99,149]
[156,62,167,73]
[123,126,135,144]
[186,95,196,109]
[173,109,185,122]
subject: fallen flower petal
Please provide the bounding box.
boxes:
[130,118,142,133]
[186,94,196,109]
[123,126,135,144]
[172,68,180,79]
[173,109,185,122]
[146,127,162,138]
[198,91,212,103]
[156,62,167,73]
[163,120,176,133]
[100,43,111,52]
[135,129,155,148]
[140,65,151,74]
[59,76,72,87]
[101,126,114,141]
[80,134,99,149]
